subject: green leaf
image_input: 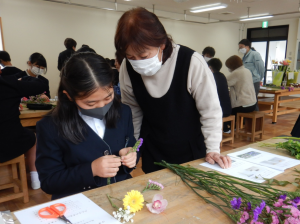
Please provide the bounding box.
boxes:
[292,182,300,187]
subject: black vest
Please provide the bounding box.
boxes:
[127,45,206,173]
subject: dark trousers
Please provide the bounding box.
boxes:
[254,82,260,111]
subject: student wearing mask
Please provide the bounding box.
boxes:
[116,8,231,174]
[35,53,139,200]
[0,51,22,76]
[15,53,50,99]
[76,44,96,54]
[238,39,265,110]
[58,38,77,71]
[202,46,215,62]
[0,75,48,189]
[225,55,256,118]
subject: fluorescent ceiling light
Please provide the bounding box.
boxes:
[102,8,114,10]
[190,3,228,13]
[240,15,273,21]
[240,13,269,19]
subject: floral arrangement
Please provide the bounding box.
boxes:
[271,60,292,86]
[21,92,50,104]
[155,160,300,224]
[107,180,167,222]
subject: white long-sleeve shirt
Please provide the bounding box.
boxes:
[119,44,222,154]
[79,111,106,139]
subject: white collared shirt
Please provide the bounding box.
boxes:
[78,111,106,138]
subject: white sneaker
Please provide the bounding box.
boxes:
[31,180,41,190]
[224,130,231,134]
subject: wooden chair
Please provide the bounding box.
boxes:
[236,112,265,142]
[0,155,29,203]
[221,115,235,147]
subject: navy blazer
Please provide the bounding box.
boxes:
[36,104,139,200]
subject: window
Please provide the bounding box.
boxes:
[0,18,4,51]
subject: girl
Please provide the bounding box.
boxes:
[35,53,139,200]
[15,52,50,99]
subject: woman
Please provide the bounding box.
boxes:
[0,75,48,189]
[238,39,265,110]
[15,52,50,99]
[225,55,257,117]
[115,7,231,174]
[35,53,139,200]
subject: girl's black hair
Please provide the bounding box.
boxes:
[50,52,120,144]
[239,39,256,51]
[29,52,47,73]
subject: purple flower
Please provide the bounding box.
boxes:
[292,202,298,208]
[230,197,242,210]
[260,200,266,211]
[247,202,252,211]
[279,194,287,200]
[252,200,265,221]
[281,86,285,89]
[293,197,300,204]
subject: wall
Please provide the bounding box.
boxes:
[243,18,299,70]
[0,0,241,97]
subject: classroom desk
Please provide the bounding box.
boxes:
[258,87,300,123]
[11,138,300,224]
[19,105,53,127]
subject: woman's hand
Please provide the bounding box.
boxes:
[119,147,137,168]
[205,152,231,169]
[40,94,49,101]
[91,155,121,178]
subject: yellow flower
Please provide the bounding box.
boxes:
[123,190,144,213]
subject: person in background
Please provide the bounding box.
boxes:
[225,55,256,119]
[207,58,232,133]
[116,8,231,173]
[202,46,215,62]
[113,52,124,97]
[0,75,48,189]
[0,51,22,76]
[238,39,265,111]
[76,44,96,53]
[57,38,77,71]
[36,53,139,200]
[15,53,50,99]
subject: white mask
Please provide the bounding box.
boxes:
[31,66,45,76]
[204,56,211,62]
[239,48,247,54]
[128,47,162,76]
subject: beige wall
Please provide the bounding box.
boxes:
[1,0,241,97]
[244,18,299,70]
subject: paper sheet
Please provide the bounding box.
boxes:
[200,157,282,183]
[14,193,121,224]
[227,148,300,171]
[288,72,295,80]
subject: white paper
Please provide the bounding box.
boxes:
[14,193,121,224]
[228,148,300,171]
[200,157,282,183]
[288,72,295,80]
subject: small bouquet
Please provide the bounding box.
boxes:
[126,138,143,155]
[21,92,50,104]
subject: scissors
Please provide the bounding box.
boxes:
[38,203,72,224]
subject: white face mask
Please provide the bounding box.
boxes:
[31,66,45,76]
[128,47,162,76]
[204,56,211,62]
[239,48,247,54]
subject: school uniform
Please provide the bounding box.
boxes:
[57,48,74,71]
[14,71,50,98]
[120,44,222,173]
[0,75,48,162]
[35,104,139,200]
[0,66,22,77]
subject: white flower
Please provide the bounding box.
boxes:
[131,219,134,223]
[113,211,116,215]
[119,208,122,211]
[125,210,130,214]
[127,206,130,210]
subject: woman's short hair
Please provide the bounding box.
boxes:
[239,39,251,47]
[225,55,243,71]
[115,7,173,63]
[64,38,77,50]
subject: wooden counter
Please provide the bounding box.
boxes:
[19,105,54,127]
[11,138,300,224]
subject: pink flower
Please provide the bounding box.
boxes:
[284,217,300,224]
[22,97,28,101]
[291,207,300,218]
[274,199,284,207]
[146,194,168,214]
[283,61,289,66]
[266,206,271,213]
[271,214,280,224]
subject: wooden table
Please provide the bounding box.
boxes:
[19,106,52,127]
[11,138,300,224]
[258,87,300,123]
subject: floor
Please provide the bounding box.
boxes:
[0,109,299,212]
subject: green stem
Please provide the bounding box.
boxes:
[107,194,119,209]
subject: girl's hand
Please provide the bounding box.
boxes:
[119,147,137,168]
[91,155,121,178]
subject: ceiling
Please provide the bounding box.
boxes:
[102,0,300,22]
